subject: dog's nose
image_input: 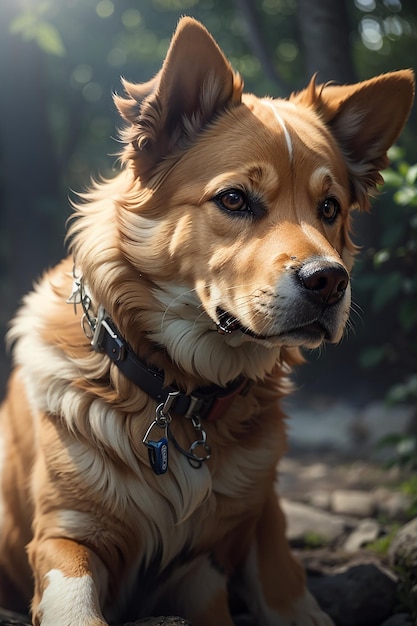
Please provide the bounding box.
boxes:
[298,260,349,305]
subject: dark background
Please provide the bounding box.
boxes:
[1,0,416,406]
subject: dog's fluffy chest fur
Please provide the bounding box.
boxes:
[5,263,287,619]
[6,258,286,556]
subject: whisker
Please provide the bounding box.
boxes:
[159,283,270,332]
[347,300,364,335]
[192,308,213,331]
[350,300,364,318]
[159,286,199,332]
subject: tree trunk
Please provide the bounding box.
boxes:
[296,0,356,84]
[0,2,63,307]
[232,0,289,94]
[0,2,67,394]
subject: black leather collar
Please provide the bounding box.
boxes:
[91,308,249,422]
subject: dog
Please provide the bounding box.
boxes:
[0,16,414,626]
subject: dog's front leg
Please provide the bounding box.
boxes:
[28,537,108,626]
[243,492,334,626]
[154,553,235,626]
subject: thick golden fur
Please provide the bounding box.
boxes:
[0,17,414,626]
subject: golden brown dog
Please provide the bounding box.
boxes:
[0,16,414,626]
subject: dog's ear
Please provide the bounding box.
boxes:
[291,70,415,209]
[114,17,243,172]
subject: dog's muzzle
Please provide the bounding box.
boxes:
[215,260,350,345]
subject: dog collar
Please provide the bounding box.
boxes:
[92,307,248,422]
[68,277,248,423]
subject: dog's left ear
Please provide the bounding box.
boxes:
[292,70,415,209]
[114,17,243,173]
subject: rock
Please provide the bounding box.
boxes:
[380,614,414,625]
[0,611,191,626]
[373,487,411,521]
[343,518,381,552]
[287,397,415,460]
[302,462,329,480]
[331,489,376,517]
[281,499,348,546]
[94,618,193,626]
[388,517,417,581]
[287,402,357,452]
[0,608,30,626]
[357,402,414,456]
[308,561,397,626]
[309,489,332,510]
[233,616,256,626]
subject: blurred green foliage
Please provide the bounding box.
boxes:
[7,0,415,192]
[355,150,417,400]
[9,3,66,56]
[377,431,417,518]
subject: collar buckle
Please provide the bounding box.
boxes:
[184,395,204,420]
[91,306,125,361]
[160,390,181,417]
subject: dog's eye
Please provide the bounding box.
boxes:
[319,197,340,224]
[215,189,249,213]
[213,188,267,220]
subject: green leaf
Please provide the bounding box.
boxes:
[9,13,37,39]
[373,249,390,266]
[35,22,65,56]
[382,169,403,187]
[387,145,404,161]
[376,433,405,448]
[395,186,417,206]
[387,375,417,404]
[406,163,417,186]
[398,161,409,177]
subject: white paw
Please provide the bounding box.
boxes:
[37,569,108,626]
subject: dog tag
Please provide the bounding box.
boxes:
[146,438,169,475]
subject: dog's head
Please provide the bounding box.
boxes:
[73,17,414,386]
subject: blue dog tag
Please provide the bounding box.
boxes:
[146,438,169,475]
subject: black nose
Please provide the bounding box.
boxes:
[298,260,349,306]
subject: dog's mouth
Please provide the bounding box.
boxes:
[216,308,265,338]
[215,307,330,344]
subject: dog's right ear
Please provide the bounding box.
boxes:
[291,70,415,210]
[114,17,243,173]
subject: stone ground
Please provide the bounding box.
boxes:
[275,394,417,626]
[1,395,416,626]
